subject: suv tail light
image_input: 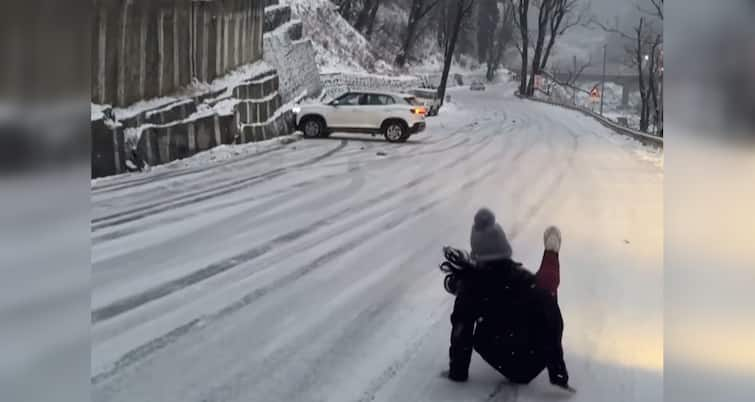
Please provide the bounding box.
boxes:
[410,107,427,116]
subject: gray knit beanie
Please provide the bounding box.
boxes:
[470,208,513,262]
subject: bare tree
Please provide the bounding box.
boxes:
[594,5,662,133]
[638,0,663,20]
[647,33,662,132]
[540,0,585,75]
[543,54,592,102]
[525,0,553,95]
[510,0,530,95]
[637,0,663,132]
[486,1,516,81]
[354,0,380,33]
[624,18,660,132]
[335,0,356,21]
[634,19,651,132]
[396,0,443,67]
[365,0,382,39]
[525,0,585,96]
[548,54,592,88]
[437,0,478,104]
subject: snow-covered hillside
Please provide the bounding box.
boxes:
[279,0,482,78]
[280,0,393,74]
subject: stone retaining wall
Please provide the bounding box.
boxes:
[136,113,237,166]
[239,110,296,143]
[92,0,265,107]
[91,68,294,178]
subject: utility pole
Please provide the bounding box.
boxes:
[600,44,607,116]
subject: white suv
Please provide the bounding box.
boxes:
[293,91,427,143]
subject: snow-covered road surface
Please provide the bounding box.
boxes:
[91,82,663,402]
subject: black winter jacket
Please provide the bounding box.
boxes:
[448,258,567,384]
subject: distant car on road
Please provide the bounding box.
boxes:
[408,88,441,116]
[470,81,486,91]
[293,91,427,143]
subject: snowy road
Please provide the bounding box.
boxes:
[91,83,663,402]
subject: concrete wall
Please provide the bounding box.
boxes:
[92,0,265,107]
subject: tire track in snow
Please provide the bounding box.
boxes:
[92,113,526,386]
[92,138,369,199]
[316,117,512,172]
[91,139,349,230]
[92,199,444,386]
[91,132,516,384]
[194,236,451,402]
[507,111,579,239]
[92,142,293,194]
[91,133,504,323]
[93,116,497,233]
[92,123,504,320]
[91,167,362,245]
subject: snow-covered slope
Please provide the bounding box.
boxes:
[281,0,393,74]
[279,0,495,80]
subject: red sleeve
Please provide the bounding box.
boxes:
[535,251,560,297]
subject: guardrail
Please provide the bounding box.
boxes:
[521,95,663,148]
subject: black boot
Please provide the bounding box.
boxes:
[448,368,468,382]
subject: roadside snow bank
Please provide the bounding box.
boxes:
[151,132,303,173]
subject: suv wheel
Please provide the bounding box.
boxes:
[384,121,407,143]
[302,117,326,138]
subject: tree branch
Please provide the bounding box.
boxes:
[637,0,663,20]
[591,18,633,41]
[417,0,443,21]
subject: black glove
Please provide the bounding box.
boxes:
[439,261,459,274]
[443,246,475,270]
[443,274,460,295]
